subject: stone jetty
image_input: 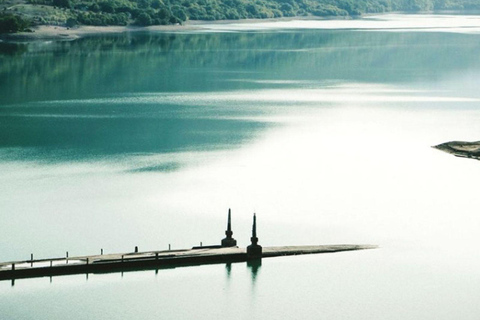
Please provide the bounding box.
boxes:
[0,210,377,281]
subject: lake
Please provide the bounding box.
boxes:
[1,14,480,319]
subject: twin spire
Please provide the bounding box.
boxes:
[250,213,258,244]
[247,213,262,258]
[221,209,262,258]
[221,209,237,247]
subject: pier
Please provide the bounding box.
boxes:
[0,211,377,281]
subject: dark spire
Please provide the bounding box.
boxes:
[251,213,258,245]
[226,208,232,237]
[247,213,262,259]
[221,208,237,247]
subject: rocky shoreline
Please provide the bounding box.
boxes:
[433,141,480,160]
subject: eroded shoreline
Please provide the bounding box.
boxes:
[433,141,480,160]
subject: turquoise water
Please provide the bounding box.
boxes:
[1,15,480,319]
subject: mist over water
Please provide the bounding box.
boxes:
[1,15,480,320]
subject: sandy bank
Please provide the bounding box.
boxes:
[1,23,205,41]
[5,13,480,42]
[0,16,337,41]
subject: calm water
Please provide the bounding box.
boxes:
[1,14,480,319]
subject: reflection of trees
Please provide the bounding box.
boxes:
[1,30,480,104]
[1,30,480,162]
[0,42,27,56]
[0,108,269,161]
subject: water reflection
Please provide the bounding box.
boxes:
[0,110,268,162]
[127,162,181,173]
[0,42,27,56]
[2,30,480,106]
[247,259,262,285]
[2,30,480,164]
[2,18,480,320]
[225,262,232,279]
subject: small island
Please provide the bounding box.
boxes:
[433,141,480,161]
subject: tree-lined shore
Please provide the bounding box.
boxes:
[1,0,480,33]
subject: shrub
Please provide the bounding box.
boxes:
[0,13,31,33]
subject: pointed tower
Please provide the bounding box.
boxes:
[247,213,262,259]
[221,209,237,247]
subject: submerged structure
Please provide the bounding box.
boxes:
[0,210,376,282]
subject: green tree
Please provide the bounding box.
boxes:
[171,5,187,21]
[99,1,115,13]
[0,14,30,33]
[53,0,71,8]
[66,17,77,27]
[136,11,153,25]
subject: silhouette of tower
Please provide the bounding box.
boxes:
[221,209,237,247]
[247,213,262,259]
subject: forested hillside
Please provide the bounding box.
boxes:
[1,0,480,33]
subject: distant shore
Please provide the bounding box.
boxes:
[0,24,200,41]
[0,16,344,41]
[3,12,480,42]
